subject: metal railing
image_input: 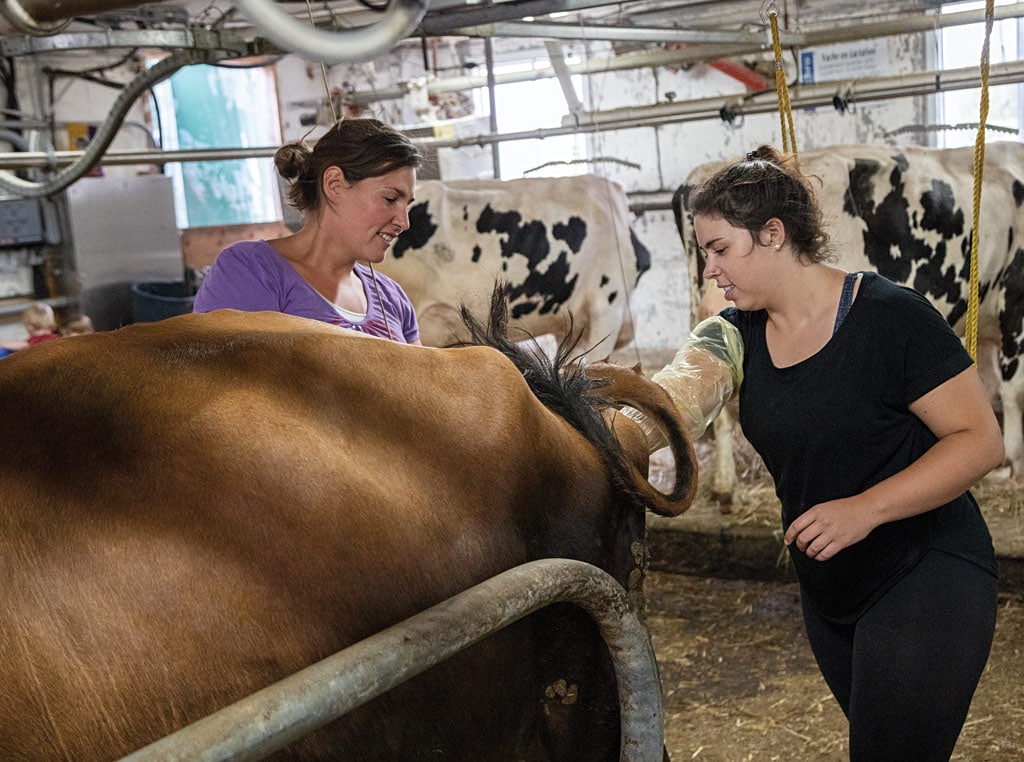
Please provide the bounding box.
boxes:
[118,558,665,762]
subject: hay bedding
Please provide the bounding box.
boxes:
[648,432,1024,761]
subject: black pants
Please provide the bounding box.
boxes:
[801,549,998,762]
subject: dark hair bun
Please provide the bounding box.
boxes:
[274,143,310,180]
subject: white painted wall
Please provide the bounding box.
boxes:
[265,32,934,361]
[8,30,937,360]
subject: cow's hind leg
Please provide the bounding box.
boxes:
[998,373,1023,478]
[712,409,737,513]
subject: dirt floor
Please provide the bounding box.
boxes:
[647,434,1024,762]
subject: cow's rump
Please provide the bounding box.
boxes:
[0,308,693,761]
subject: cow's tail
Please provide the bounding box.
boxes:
[585,362,698,517]
[458,282,697,517]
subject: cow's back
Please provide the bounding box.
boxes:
[675,142,1024,501]
[0,311,634,761]
[679,142,1024,338]
[380,174,642,355]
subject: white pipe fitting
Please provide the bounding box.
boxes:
[234,0,428,64]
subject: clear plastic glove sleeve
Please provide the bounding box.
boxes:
[625,316,744,453]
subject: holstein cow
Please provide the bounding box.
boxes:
[378,174,650,357]
[0,290,696,761]
[673,142,1024,508]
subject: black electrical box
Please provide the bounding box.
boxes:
[0,197,46,247]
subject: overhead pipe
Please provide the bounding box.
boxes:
[334,3,1024,108]
[0,47,233,197]
[341,44,762,106]
[546,40,585,122]
[417,0,658,35]
[2,0,154,25]
[4,60,1024,175]
[707,59,771,93]
[565,59,1024,129]
[450,20,775,46]
[234,0,428,65]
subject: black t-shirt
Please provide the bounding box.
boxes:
[722,272,997,622]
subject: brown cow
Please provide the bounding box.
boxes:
[0,292,695,761]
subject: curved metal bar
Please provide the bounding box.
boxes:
[0,47,231,198]
[118,558,665,762]
[234,0,427,65]
[0,0,71,34]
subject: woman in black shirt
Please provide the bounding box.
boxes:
[647,145,1003,761]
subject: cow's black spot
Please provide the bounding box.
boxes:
[1000,247,1024,381]
[394,201,437,258]
[607,290,619,305]
[630,229,652,277]
[476,206,550,268]
[920,180,964,240]
[600,275,609,287]
[472,245,483,263]
[1013,179,1024,207]
[552,217,587,254]
[511,299,540,319]
[845,158,882,219]
[913,252,963,312]
[861,188,921,283]
[508,250,578,315]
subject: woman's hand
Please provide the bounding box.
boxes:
[784,496,878,561]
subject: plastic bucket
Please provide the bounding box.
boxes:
[131,281,195,323]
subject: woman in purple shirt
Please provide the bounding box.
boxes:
[194,118,422,344]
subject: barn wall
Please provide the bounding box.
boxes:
[584,35,931,355]
[266,30,934,359]
[7,24,936,359]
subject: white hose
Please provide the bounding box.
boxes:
[234,0,428,65]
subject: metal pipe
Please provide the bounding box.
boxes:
[9,0,153,23]
[234,0,427,65]
[546,40,584,120]
[0,29,257,58]
[0,295,69,318]
[343,3,1024,106]
[485,33,501,179]
[796,3,1024,49]
[451,20,776,45]
[341,44,763,105]
[566,59,1024,128]
[4,58,1024,176]
[117,558,664,762]
[0,47,232,197]
[417,0,649,34]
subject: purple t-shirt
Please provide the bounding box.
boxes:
[193,240,419,343]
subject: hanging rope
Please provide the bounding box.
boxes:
[767,7,798,159]
[965,0,994,363]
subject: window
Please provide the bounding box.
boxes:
[151,63,282,228]
[474,61,590,179]
[938,1,1023,148]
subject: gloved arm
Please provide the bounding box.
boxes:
[625,315,744,453]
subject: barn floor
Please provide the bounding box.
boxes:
[645,436,1024,761]
[647,571,1024,762]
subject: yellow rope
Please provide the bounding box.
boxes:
[966,0,994,362]
[769,11,797,159]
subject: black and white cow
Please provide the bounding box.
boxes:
[673,142,1024,507]
[378,174,650,357]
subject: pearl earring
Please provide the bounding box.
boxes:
[774,243,781,250]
